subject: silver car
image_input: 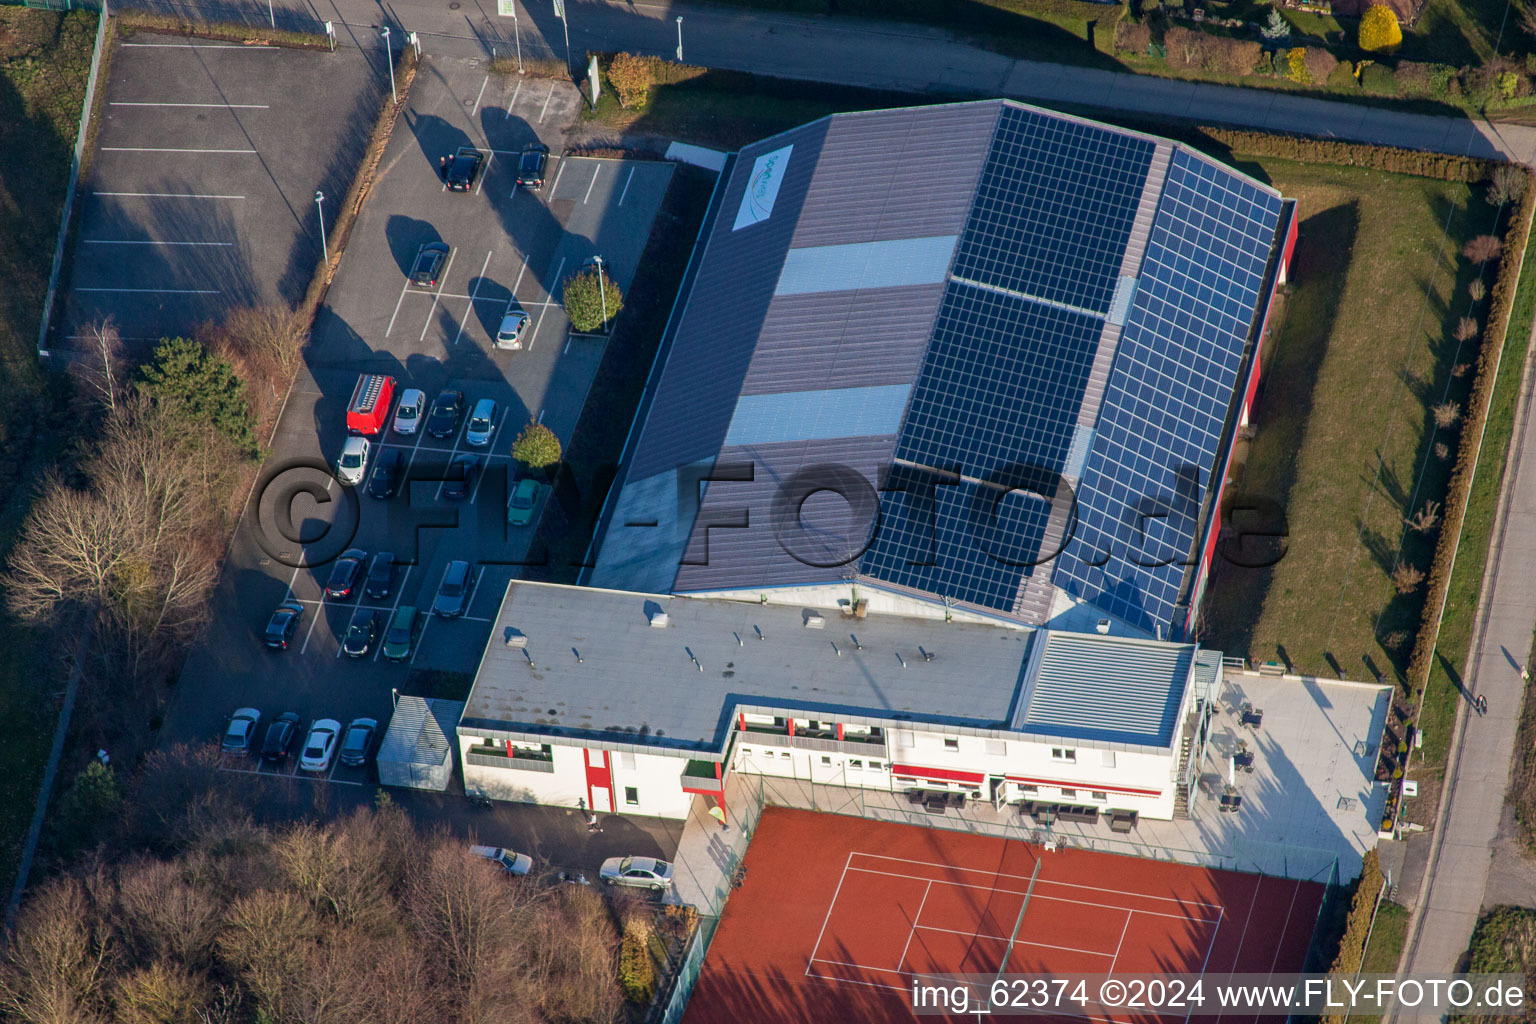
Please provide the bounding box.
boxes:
[495,309,529,350]
[599,856,674,891]
[336,436,369,485]
[464,398,497,447]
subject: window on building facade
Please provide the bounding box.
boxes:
[849,759,864,769]
[1020,784,1038,794]
[869,760,884,771]
[1051,748,1076,763]
[624,787,639,806]
[1060,788,1077,799]
[820,756,832,766]
[1092,791,1108,801]
[943,738,959,750]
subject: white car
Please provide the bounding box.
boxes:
[464,398,497,447]
[599,856,674,891]
[471,845,532,876]
[393,388,425,434]
[336,437,369,485]
[298,718,341,772]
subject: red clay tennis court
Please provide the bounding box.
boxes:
[682,808,1323,1024]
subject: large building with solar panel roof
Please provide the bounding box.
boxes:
[455,100,1375,857]
[583,98,1297,642]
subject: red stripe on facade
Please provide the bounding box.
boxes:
[1004,774,1162,798]
[891,764,985,785]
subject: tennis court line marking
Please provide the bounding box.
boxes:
[1185,906,1226,1024]
[807,958,1123,1023]
[906,923,1119,959]
[896,881,932,974]
[1268,879,1305,974]
[848,850,1225,910]
[1108,911,1132,973]
[94,191,245,199]
[805,851,853,977]
[844,865,1221,924]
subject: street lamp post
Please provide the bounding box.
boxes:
[553,0,571,76]
[593,255,608,326]
[315,191,328,261]
[675,16,683,62]
[512,2,523,72]
[381,26,397,106]
[267,0,275,29]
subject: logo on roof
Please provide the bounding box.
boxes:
[733,144,793,231]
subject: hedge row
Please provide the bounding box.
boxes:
[114,7,329,48]
[618,916,656,1004]
[1202,127,1497,181]
[1321,849,1384,1021]
[1405,175,1536,700]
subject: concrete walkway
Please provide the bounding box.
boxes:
[1399,310,1536,975]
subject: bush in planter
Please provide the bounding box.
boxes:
[561,266,623,333]
[512,421,562,470]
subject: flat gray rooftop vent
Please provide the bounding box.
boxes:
[804,614,825,629]
[503,627,528,648]
[648,610,669,628]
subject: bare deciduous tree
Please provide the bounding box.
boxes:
[217,891,320,1024]
[1432,402,1463,429]
[1435,441,1452,460]
[113,962,209,1024]
[1405,500,1442,534]
[1391,563,1426,594]
[1453,362,1472,378]
[114,859,224,970]
[1469,278,1487,303]
[1489,163,1529,207]
[0,877,113,1024]
[203,306,308,395]
[1454,316,1479,343]
[69,319,127,416]
[1463,234,1503,264]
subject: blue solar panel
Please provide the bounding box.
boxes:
[950,107,1153,314]
[1053,150,1283,635]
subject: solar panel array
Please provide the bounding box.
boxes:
[1053,149,1284,634]
[950,106,1153,313]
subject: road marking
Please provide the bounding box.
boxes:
[583,164,600,204]
[120,42,279,48]
[102,147,256,153]
[76,287,220,294]
[83,239,233,246]
[385,245,423,337]
[470,74,490,116]
[544,255,566,296]
[503,79,522,119]
[550,157,568,196]
[434,417,469,502]
[94,191,245,199]
[110,101,270,108]
[525,308,545,351]
[539,81,555,122]
[618,165,635,206]
[476,151,493,195]
[419,247,459,342]
[564,330,572,354]
[468,409,506,503]
[452,251,495,345]
[537,407,545,425]
[512,258,529,298]
[409,614,431,665]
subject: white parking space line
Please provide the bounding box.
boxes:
[94,191,245,199]
[618,166,635,206]
[110,101,270,108]
[434,422,468,502]
[385,245,423,337]
[503,79,522,119]
[409,615,431,664]
[83,239,233,246]
[525,308,546,351]
[539,82,555,122]
[583,165,600,204]
[418,247,459,342]
[470,74,490,116]
[468,410,507,503]
[452,250,494,346]
[102,147,256,153]
[372,565,413,663]
[544,255,566,298]
[476,151,493,195]
[77,286,221,294]
[537,407,545,425]
[550,158,568,196]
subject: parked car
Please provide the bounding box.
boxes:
[506,476,541,527]
[444,145,485,191]
[263,600,304,649]
[368,447,404,499]
[336,436,370,486]
[411,242,449,288]
[365,551,396,600]
[339,718,377,767]
[381,606,421,662]
[426,389,464,439]
[515,143,549,189]
[346,373,397,435]
[443,454,478,500]
[433,560,477,618]
[324,548,368,599]
[599,856,673,891]
[221,708,261,755]
[465,398,497,447]
[494,307,529,350]
[471,845,532,876]
[342,611,381,657]
[393,388,426,435]
[260,712,301,762]
[299,719,341,772]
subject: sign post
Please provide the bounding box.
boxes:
[587,52,600,106]
[553,0,571,75]
[323,19,335,51]
[496,0,523,71]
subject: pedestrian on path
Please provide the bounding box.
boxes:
[1476,694,1488,716]
[708,805,729,832]
[1522,665,1530,683]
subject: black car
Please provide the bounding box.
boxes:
[443,454,478,500]
[368,447,404,499]
[426,389,465,439]
[444,146,485,191]
[342,611,382,657]
[432,560,477,618]
[365,551,396,601]
[324,549,367,599]
[263,600,304,649]
[516,143,549,190]
[260,712,301,762]
[411,243,449,288]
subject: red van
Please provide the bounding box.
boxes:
[347,374,397,436]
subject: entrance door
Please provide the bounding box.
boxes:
[991,776,1009,811]
[585,749,613,813]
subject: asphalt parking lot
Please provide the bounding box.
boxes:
[55,34,383,347]
[165,53,676,868]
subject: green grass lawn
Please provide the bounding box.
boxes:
[1361,900,1410,972]
[0,6,98,889]
[1202,158,1484,683]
